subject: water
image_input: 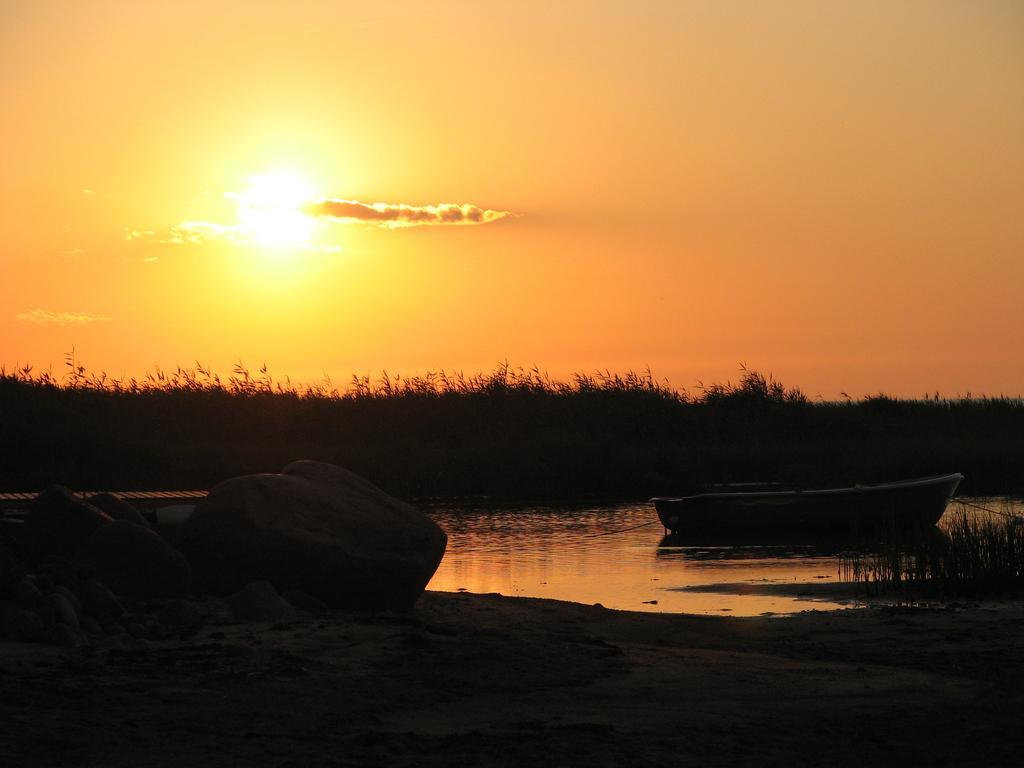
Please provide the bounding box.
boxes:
[424,498,1021,616]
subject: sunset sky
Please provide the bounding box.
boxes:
[2,1,1022,398]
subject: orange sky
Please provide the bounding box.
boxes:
[2,1,1022,398]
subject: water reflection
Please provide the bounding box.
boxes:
[425,502,854,616]
[656,538,839,560]
[424,498,1020,616]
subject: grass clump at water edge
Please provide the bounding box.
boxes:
[840,502,1024,598]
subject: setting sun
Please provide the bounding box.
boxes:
[233,171,317,250]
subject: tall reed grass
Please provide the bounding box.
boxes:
[840,502,1024,596]
[2,355,1023,500]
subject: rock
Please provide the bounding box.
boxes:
[153,505,197,542]
[37,555,78,591]
[45,591,80,629]
[176,461,447,609]
[53,585,81,616]
[0,520,29,562]
[154,504,196,527]
[81,615,103,635]
[157,599,201,628]
[104,621,125,636]
[14,576,43,608]
[225,581,296,623]
[282,589,329,614]
[0,542,25,595]
[75,521,191,599]
[46,623,86,647]
[86,493,151,528]
[80,577,125,620]
[23,486,112,560]
[0,600,43,641]
[34,602,55,629]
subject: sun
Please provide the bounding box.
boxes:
[234,171,317,249]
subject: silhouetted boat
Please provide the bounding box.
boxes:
[651,473,962,541]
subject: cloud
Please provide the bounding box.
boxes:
[146,221,342,253]
[166,221,247,245]
[306,199,513,228]
[124,185,515,254]
[126,222,247,246]
[15,309,112,326]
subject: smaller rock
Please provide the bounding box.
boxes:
[0,600,43,641]
[53,585,81,615]
[0,521,28,564]
[46,623,86,647]
[0,542,25,594]
[154,504,195,527]
[37,555,78,591]
[282,589,329,614]
[87,493,151,528]
[75,521,191,599]
[14,576,43,608]
[34,603,55,629]
[46,592,80,629]
[126,622,148,639]
[81,577,125,619]
[158,599,201,628]
[24,486,112,560]
[226,581,296,623]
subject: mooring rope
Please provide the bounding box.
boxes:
[951,496,1023,521]
[583,520,661,538]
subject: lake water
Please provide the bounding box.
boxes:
[424,498,1021,616]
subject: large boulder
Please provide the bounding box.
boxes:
[75,521,191,599]
[23,486,112,561]
[176,461,447,609]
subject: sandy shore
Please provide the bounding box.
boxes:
[2,591,1023,767]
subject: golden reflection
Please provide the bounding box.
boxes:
[424,506,855,616]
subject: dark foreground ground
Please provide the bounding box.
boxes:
[2,592,1023,767]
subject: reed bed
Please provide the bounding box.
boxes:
[2,355,1024,500]
[840,501,1024,597]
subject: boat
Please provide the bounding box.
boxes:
[651,473,963,541]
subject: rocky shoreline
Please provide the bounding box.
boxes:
[1,462,447,648]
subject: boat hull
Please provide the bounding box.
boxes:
[652,473,963,542]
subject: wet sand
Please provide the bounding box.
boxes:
[2,591,1023,767]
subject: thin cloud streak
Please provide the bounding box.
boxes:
[167,221,247,245]
[15,309,112,326]
[125,222,245,245]
[127,222,342,253]
[306,199,514,228]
